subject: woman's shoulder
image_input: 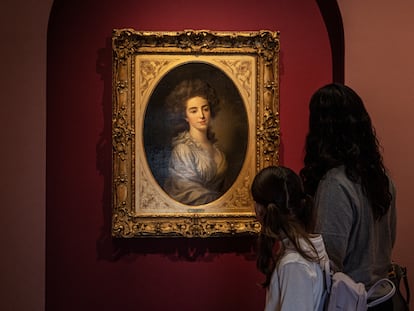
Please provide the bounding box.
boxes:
[321,166,354,187]
[213,142,226,156]
[172,131,195,148]
[323,166,346,178]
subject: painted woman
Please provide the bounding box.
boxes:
[163,79,228,206]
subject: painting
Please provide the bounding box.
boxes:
[112,29,280,237]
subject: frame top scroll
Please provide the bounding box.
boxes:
[112,29,280,56]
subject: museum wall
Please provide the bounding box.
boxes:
[338,1,414,309]
[0,0,51,310]
[7,0,414,310]
[45,0,331,310]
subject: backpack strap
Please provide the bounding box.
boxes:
[366,278,396,308]
[391,263,411,304]
[401,266,411,304]
[323,259,332,293]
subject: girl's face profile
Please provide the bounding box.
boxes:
[185,96,211,131]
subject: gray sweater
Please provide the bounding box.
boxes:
[314,166,396,291]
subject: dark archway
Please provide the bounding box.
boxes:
[316,0,345,83]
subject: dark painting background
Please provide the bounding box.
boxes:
[144,62,248,195]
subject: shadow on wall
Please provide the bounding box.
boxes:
[95,36,258,263]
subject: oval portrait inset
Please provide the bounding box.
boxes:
[143,62,249,206]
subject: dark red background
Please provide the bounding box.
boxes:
[46,0,334,310]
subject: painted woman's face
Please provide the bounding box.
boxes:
[185,96,211,132]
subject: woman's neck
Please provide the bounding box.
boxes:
[189,128,209,144]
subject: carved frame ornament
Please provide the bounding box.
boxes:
[112,29,280,238]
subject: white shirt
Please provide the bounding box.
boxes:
[265,235,328,311]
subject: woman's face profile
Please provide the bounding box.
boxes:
[185,96,211,132]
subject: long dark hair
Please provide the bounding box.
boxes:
[300,83,391,220]
[251,166,318,288]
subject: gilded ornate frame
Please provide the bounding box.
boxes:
[112,29,280,238]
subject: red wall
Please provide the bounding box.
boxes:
[46,0,332,310]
